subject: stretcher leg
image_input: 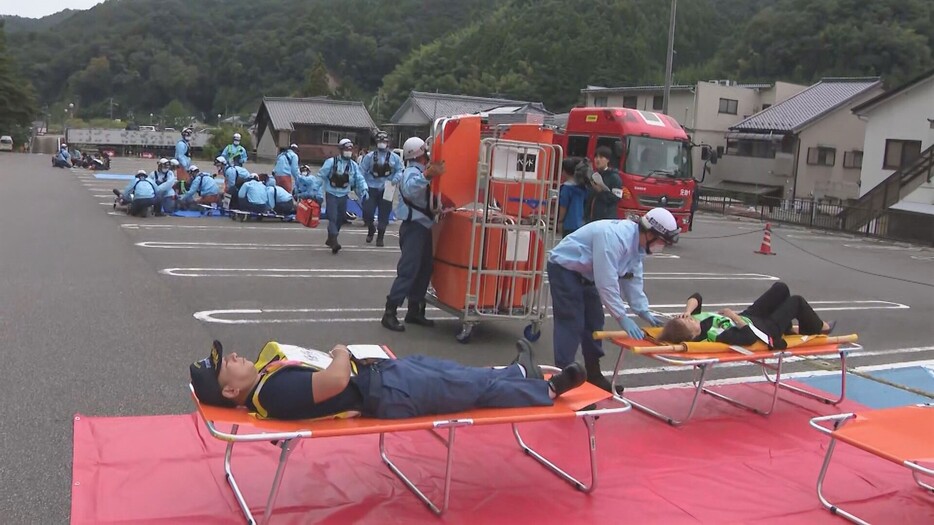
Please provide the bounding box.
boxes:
[622,358,713,426]
[700,355,784,416]
[379,426,458,515]
[909,462,934,492]
[512,416,598,492]
[812,414,872,525]
[222,424,296,525]
[762,347,851,405]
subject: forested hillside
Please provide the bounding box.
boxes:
[6,0,933,123]
[0,11,75,33]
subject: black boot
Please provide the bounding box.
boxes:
[376,228,386,247]
[331,235,341,254]
[511,339,544,380]
[548,363,586,397]
[584,355,613,393]
[112,188,121,197]
[404,301,435,327]
[381,301,405,332]
[366,223,375,243]
[325,234,334,247]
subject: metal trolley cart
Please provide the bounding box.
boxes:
[427,134,561,343]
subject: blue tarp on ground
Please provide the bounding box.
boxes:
[93,173,136,180]
[799,366,934,409]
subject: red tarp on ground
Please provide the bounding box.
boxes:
[71,382,934,524]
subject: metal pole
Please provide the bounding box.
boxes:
[663,0,677,114]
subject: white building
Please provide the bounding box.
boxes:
[851,69,934,215]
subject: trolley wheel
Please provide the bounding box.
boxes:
[455,324,474,344]
[523,323,542,342]
[238,213,247,223]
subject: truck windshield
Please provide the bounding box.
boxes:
[624,136,691,179]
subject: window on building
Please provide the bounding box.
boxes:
[843,150,863,169]
[762,103,772,110]
[622,96,638,109]
[652,95,664,110]
[716,145,725,157]
[726,139,776,158]
[807,146,836,167]
[566,135,590,158]
[883,139,922,170]
[718,98,738,115]
[593,96,608,107]
[322,130,343,145]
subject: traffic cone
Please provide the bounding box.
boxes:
[755,223,776,255]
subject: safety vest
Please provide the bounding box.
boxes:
[692,312,773,346]
[371,151,392,178]
[328,157,351,188]
[248,341,358,419]
[130,178,156,200]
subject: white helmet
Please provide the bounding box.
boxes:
[158,157,170,167]
[233,133,242,141]
[187,165,200,174]
[640,207,679,244]
[402,137,427,160]
[338,138,353,149]
[169,158,180,167]
[290,143,299,150]
[214,156,227,166]
[61,143,67,148]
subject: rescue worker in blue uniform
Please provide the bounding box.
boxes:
[219,156,252,210]
[178,165,221,210]
[294,164,323,203]
[238,174,270,214]
[547,207,679,392]
[52,143,72,168]
[221,132,248,167]
[360,131,404,247]
[150,158,177,216]
[266,181,296,216]
[174,127,193,170]
[119,170,158,217]
[273,144,301,187]
[190,339,587,421]
[317,138,368,254]
[381,137,445,332]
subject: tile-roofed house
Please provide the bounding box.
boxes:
[711,78,884,202]
[254,97,377,162]
[386,91,542,144]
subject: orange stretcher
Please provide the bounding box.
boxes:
[599,328,861,426]
[190,368,630,523]
[810,404,934,524]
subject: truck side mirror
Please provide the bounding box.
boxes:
[709,149,719,165]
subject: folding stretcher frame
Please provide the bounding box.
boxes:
[190,368,630,524]
[605,334,861,426]
[810,404,934,524]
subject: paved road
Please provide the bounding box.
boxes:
[1,153,932,522]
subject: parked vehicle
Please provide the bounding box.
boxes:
[0,135,13,152]
[139,126,157,131]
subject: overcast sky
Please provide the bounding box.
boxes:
[0,0,103,18]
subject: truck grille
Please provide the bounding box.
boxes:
[638,196,684,208]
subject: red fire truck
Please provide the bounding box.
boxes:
[553,107,711,232]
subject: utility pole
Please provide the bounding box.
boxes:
[663,0,677,115]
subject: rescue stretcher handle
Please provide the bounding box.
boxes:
[590,332,859,353]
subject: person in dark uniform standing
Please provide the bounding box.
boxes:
[381,137,445,332]
[584,146,623,222]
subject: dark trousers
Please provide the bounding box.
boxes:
[52,157,70,168]
[548,262,605,367]
[325,193,348,236]
[241,201,268,214]
[274,200,295,216]
[128,197,156,217]
[362,187,392,231]
[227,192,240,210]
[387,221,433,307]
[742,282,824,337]
[356,356,552,419]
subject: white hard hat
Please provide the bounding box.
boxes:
[158,157,170,165]
[214,156,227,165]
[187,165,200,173]
[402,137,427,160]
[290,143,299,150]
[338,138,353,149]
[233,133,242,141]
[640,207,680,244]
[61,143,67,148]
[135,169,148,177]
[251,172,259,180]
[169,159,180,167]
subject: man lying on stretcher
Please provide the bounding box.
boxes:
[190,340,586,420]
[657,282,834,348]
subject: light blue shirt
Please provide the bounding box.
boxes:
[222,143,248,166]
[182,174,220,200]
[122,177,157,200]
[266,185,293,208]
[395,162,433,229]
[294,173,323,201]
[273,150,300,181]
[57,149,70,163]
[175,140,191,169]
[150,169,176,198]
[360,149,403,189]
[547,220,648,322]
[238,180,268,206]
[318,156,368,199]
[224,166,251,193]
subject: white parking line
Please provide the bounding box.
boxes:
[164,268,777,280]
[843,243,922,251]
[140,241,399,253]
[192,299,908,324]
[122,223,398,236]
[93,194,113,198]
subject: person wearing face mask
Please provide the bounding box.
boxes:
[219,156,252,210]
[545,207,678,392]
[583,146,623,223]
[294,164,324,203]
[360,131,404,247]
[273,143,301,191]
[222,132,248,167]
[149,158,177,216]
[178,165,222,210]
[175,128,193,170]
[317,138,368,254]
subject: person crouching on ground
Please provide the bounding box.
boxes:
[190,340,586,420]
[657,282,835,348]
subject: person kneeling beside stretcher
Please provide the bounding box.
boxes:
[190,340,586,420]
[657,282,834,348]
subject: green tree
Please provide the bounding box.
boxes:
[162,99,192,128]
[0,21,37,143]
[297,53,331,97]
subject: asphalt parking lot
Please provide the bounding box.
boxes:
[1,153,932,522]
